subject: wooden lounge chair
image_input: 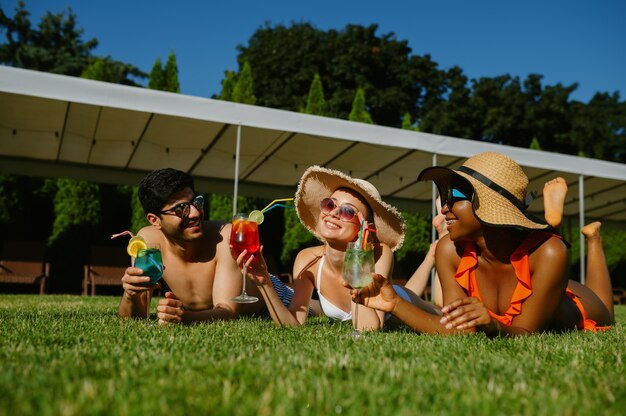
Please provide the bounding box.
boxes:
[613,288,626,305]
[0,241,49,294]
[83,245,129,296]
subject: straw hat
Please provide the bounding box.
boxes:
[295,166,406,251]
[418,152,548,230]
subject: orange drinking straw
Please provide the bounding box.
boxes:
[261,198,294,213]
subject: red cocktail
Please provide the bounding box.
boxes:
[230,213,260,303]
[230,217,260,260]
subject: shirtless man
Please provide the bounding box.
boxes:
[118,168,263,324]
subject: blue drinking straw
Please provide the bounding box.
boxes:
[261,203,294,213]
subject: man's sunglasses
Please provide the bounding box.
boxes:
[320,197,359,222]
[160,194,205,218]
[440,187,473,209]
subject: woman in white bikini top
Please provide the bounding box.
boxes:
[241,166,411,330]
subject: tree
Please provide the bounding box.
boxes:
[148,52,180,93]
[529,137,541,150]
[280,209,315,264]
[401,112,414,130]
[569,92,626,163]
[348,87,373,124]
[231,61,256,104]
[0,2,144,85]
[303,73,326,116]
[0,1,95,75]
[49,179,101,244]
[235,23,448,127]
[81,56,145,85]
[130,186,149,234]
[163,51,180,93]
[219,70,236,101]
[148,58,165,90]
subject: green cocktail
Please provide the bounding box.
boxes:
[342,243,374,289]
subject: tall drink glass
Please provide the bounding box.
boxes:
[134,243,163,322]
[230,213,260,303]
[341,242,374,337]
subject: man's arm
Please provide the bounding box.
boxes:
[118,227,160,319]
[118,265,155,318]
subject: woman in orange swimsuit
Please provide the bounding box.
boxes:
[357,152,614,336]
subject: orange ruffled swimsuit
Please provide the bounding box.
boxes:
[455,231,610,332]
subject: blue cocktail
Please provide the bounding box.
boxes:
[135,247,163,287]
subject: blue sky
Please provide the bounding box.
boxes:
[4,0,625,102]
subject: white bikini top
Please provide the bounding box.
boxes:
[316,256,352,322]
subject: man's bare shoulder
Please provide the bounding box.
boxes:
[137,226,164,244]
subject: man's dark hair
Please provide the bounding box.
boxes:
[138,168,194,215]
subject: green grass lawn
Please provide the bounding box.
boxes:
[1,295,624,416]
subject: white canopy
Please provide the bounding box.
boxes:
[1,65,625,224]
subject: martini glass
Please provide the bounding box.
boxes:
[341,242,374,337]
[230,213,260,303]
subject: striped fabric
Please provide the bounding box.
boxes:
[269,274,314,316]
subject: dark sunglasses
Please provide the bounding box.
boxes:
[440,187,473,209]
[320,197,359,222]
[160,194,205,218]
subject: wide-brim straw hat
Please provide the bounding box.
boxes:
[295,166,406,251]
[418,152,548,230]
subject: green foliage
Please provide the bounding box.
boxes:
[303,73,326,115]
[148,57,165,90]
[394,211,431,261]
[147,52,180,92]
[570,92,626,162]
[164,51,180,93]
[231,61,256,104]
[219,70,236,101]
[280,209,316,264]
[130,186,149,234]
[80,56,145,85]
[208,193,256,222]
[0,2,145,84]
[0,174,20,223]
[401,112,413,130]
[348,87,373,124]
[1,296,625,415]
[0,2,95,75]
[237,23,440,126]
[233,22,625,163]
[566,227,626,270]
[49,179,101,245]
[529,137,542,150]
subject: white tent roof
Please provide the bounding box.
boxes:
[1,65,626,223]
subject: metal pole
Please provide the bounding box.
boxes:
[233,124,241,217]
[430,153,438,301]
[579,175,585,284]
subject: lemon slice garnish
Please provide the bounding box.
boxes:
[127,236,147,258]
[249,210,264,224]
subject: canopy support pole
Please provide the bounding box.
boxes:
[430,153,438,301]
[233,124,242,217]
[579,174,585,284]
